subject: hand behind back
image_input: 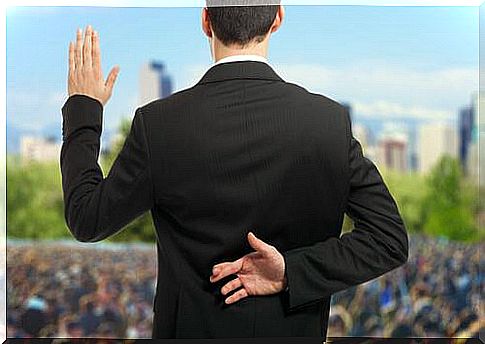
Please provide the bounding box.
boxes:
[209,231,288,304]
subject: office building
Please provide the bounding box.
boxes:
[139,61,173,107]
[20,136,61,164]
[375,132,408,172]
[466,92,479,184]
[418,122,458,174]
[459,104,474,172]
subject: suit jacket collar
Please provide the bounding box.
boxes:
[196,60,285,85]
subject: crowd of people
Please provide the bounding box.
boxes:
[328,234,483,338]
[6,233,484,338]
[7,241,157,337]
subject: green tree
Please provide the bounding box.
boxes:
[7,115,156,242]
[382,168,428,234]
[422,155,478,242]
[7,155,67,239]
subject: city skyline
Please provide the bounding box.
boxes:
[6,5,478,157]
[12,52,478,182]
[346,92,477,175]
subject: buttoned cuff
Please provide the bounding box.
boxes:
[61,94,103,141]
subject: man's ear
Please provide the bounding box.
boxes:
[201,7,213,38]
[270,5,284,34]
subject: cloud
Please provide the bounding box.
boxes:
[7,90,67,131]
[352,100,454,121]
[175,63,210,92]
[270,61,477,121]
[181,60,477,121]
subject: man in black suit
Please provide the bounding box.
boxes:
[61,2,408,339]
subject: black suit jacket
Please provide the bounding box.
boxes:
[60,60,409,339]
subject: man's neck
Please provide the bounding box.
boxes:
[212,39,268,64]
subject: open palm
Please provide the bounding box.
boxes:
[67,25,120,106]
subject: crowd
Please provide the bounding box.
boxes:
[328,233,483,338]
[6,233,484,338]
[7,241,157,337]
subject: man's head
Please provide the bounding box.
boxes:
[202,1,284,61]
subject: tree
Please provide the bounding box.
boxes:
[422,155,478,242]
[7,155,66,239]
[382,168,428,234]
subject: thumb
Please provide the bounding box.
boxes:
[247,231,270,255]
[105,65,120,94]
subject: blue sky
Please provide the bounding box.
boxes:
[6,5,478,140]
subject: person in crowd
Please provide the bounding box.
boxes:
[7,233,484,337]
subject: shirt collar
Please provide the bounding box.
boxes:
[196,59,284,85]
[213,54,269,66]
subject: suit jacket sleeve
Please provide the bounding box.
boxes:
[60,94,154,243]
[281,106,409,312]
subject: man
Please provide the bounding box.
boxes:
[60,1,409,339]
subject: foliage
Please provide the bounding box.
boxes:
[380,167,429,234]
[420,155,479,242]
[6,121,483,243]
[345,155,482,243]
[7,155,66,240]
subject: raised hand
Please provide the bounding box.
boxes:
[209,231,288,305]
[67,24,120,106]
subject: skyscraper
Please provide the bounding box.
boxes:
[459,103,474,172]
[375,133,408,172]
[407,123,419,172]
[139,61,173,107]
[418,122,458,174]
[466,92,479,184]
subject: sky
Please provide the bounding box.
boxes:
[6,5,479,142]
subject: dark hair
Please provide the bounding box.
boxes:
[206,5,280,47]
[86,301,94,313]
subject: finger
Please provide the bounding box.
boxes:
[92,30,101,76]
[210,258,244,283]
[225,287,248,304]
[221,277,243,296]
[83,25,92,67]
[247,232,271,255]
[75,27,83,69]
[210,263,238,283]
[212,261,234,275]
[68,41,75,75]
[104,65,120,94]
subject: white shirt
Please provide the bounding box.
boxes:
[213,54,269,66]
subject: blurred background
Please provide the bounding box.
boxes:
[5,4,484,338]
